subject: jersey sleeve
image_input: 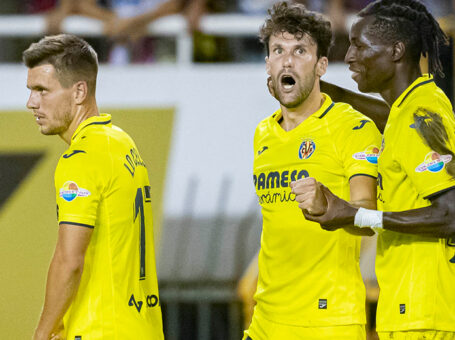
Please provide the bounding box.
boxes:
[336,115,382,180]
[55,151,105,227]
[396,109,455,199]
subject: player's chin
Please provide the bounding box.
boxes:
[356,79,374,94]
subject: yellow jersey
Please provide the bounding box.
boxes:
[376,75,455,332]
[55,114,164,339]
[251,94,382,330]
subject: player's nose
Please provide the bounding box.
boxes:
[344,45,355,64]
[27,91,39,110]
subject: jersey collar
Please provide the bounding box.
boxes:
[71,114,112,143]
[314,93,335,119]
[392,74,434,109]
[272,93,335,123]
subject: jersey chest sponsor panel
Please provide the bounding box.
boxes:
[376,76,455,332]
[55,114,164,339]
[253,95,381,326]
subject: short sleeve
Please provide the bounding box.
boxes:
[397,115,455,199]
[55,152,104,227]
[337,116,382,180]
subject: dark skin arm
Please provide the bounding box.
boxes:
[303,184,455,238]
[320,80,389,133]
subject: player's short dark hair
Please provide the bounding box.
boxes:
[23,34,98,94]
[259,1,332,58]
[358,0,448,77]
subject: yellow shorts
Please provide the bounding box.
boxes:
[378,331,455,340]
[243,312,365,340]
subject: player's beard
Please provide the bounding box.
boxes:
[40,106,73,136]
[272,66,317,109]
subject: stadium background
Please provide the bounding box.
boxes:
[0,7,453,340]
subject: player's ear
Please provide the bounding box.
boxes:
[316,56,328,77]
[391,41,405,62]
[266,56,271,75]
[73,81,88,105]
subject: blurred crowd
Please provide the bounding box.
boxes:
[0,0,453,64]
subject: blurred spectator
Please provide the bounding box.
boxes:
[104,0,206,64]
[25,0,206,64]
[200,0,353,63]
[46,1,114,35]
[421,0,455,103]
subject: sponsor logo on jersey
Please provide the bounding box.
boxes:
[129,293,160,313]
[399,304,406,314]
[318,299,327,309]
[415,151,452,173]
[63,150,86,158]
[59,181,91,202]
[129,294,143,313]
[353,119,370,130]
[298,139,315,160]
[254,169,310,204]
[254,169,309,190]
[257,146,268,155]
[353,145,380,164]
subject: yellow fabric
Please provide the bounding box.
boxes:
[244,309,366,340]
[376,75,455,332]
[251,94,381,329]
[378,330,455,340]
[55,114,164,339]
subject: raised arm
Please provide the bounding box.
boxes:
[320,80,389,133]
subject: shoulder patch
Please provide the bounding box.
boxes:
[59,181,91,202]
[353,145,380,164]
[415,151,452,173]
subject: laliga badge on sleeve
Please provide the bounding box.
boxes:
[415,151,452,173]
[352,145,380,164]
[59,181,91,202]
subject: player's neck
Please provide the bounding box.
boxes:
[280,88,324,131]
[60,99,100,145]
[380,65,422,106]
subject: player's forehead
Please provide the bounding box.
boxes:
[349,16,377,43]
[269,31,316,48]
[27,63,58,88]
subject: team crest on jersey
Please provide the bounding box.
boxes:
[353,145,380,164]
[59,181,91,202]
[298,139,315,160]
[415,151,452,173]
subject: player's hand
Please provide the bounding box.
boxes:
[303,184,358,230]
[290,177,328,216]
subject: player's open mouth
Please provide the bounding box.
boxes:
[280,75,296,90]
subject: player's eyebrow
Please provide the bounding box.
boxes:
[27,84,47,91]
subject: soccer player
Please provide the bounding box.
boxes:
[24,34,164,340]
[294,0,455,339]
[243,2,382,340]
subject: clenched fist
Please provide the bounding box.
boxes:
[290,177,328,216]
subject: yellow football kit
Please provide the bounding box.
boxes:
[246,94,381,340]
[55,114,164,339]
[376,75,455,333]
